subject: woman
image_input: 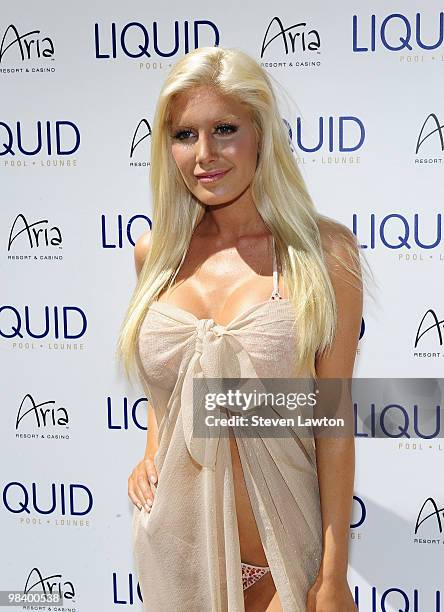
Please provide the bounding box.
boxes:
[117,46,365,612]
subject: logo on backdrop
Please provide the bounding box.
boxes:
[414,309,444,357]
[113,572,143,605]
[7,214,63,262]
[282,115,364,166]
[0,24,55,73]
[15,394,69,438]
[285,116,365,154]
[3,481,93,517]
[352,213,444,254]
[130,119,152,167]
[0,305,87,347]
[415,113,444,161]
[355,393,442,440]
[101,214,151,249]
[23,567,75,602]
[359,317,365,341]
[414,497,444,545]
[0,120,80,165]
[260,16,321,69]
[107,397,148,431]
[351,495,367,531]
[352,12,444,53]
[94,20,220,61]
[353,585,441,610]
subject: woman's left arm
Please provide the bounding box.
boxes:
[307,224,363,612]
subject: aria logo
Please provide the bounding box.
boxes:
[23,567,75,602]
[353,12,444,52]
[8,214,62,251]
[260,17,321,58]
[130,119,152,162]
[15,394,69,430]
[416,114,444,155]
[0,24,54,63]
[414,497,443,535]
[414,309,444,349]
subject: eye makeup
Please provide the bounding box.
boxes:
[170,122,240,141]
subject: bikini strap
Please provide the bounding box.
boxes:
[270,236,282,300]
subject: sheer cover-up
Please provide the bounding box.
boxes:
[132,237,322,611]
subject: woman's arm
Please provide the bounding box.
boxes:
[145,401,159,460]
[307,222,362,610]
[134,228,160,459]
[128,231,159,511]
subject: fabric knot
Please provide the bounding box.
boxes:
[195,319,226,350]
[197,318,215,336]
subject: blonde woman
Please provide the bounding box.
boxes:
[117,46,365,612]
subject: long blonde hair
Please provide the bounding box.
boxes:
[116,46,372,384]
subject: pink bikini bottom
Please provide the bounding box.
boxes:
[241,561,271,591]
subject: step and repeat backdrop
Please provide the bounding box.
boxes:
[1,1,443,610]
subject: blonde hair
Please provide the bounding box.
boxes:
[116,46,373,384]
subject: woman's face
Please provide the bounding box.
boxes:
[169,86,260,206]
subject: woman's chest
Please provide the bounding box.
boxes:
[137,303,299,392]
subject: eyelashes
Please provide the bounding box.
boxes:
[171,123,239,141]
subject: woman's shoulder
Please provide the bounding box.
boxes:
[134,229,152,277]
[317,215,357,254]
[316,215,361,284]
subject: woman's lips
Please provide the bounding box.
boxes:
[196,169,231,183]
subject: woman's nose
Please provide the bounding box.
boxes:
[195,132,217,164]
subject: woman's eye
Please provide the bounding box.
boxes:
[215,124,238,135]
[172,124,238,141]
[173,129,194,141]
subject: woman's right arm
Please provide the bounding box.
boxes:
[128,404,159,512]
[127,230,159,512]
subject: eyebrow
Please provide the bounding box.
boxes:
[170,114,241,129]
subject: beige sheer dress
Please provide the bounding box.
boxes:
[132,236,322,611]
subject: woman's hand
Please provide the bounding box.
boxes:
[306,575,357,612]
[128,455,158,512]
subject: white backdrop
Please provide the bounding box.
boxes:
[1,1,444,610]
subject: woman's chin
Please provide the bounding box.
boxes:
[194,187,251,208]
